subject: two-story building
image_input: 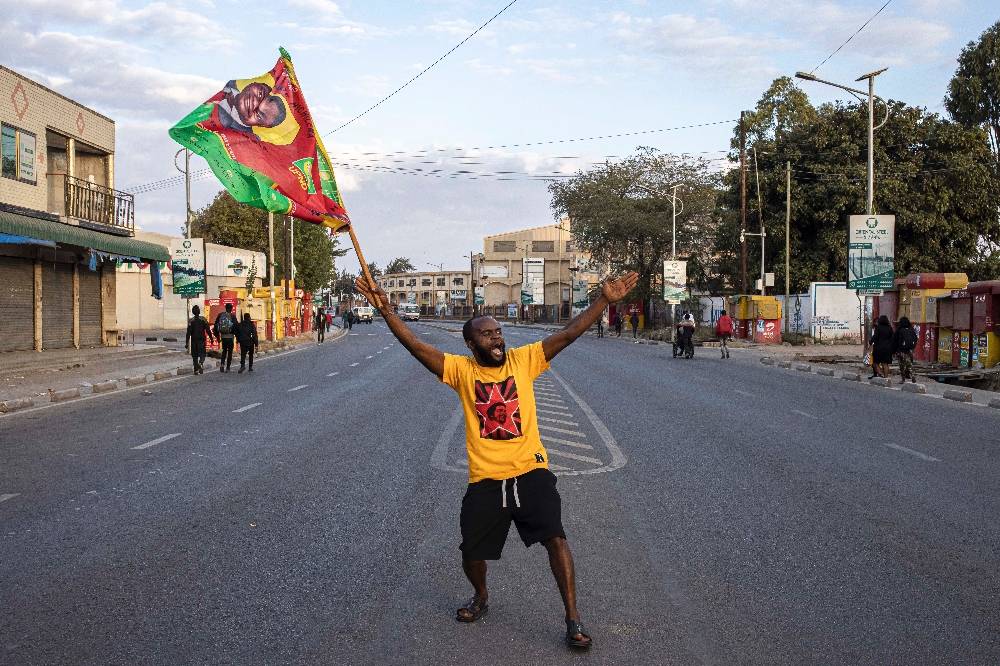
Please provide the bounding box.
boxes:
[0,65,168,352]
[376,270,473,317]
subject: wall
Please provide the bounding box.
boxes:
[0,66,114,213]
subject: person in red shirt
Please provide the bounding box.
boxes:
[715,310,733,359]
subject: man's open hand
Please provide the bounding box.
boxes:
[354,276,391,313]
[601,272,639,303]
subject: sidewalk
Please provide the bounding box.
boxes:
[0,326,343,409]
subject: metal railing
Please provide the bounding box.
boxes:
[64,175,134,234]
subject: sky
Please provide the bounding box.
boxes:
[1,0,995,273]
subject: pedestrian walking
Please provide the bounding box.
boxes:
[315,306,326,345]
[325,310,332,333]
[870,314,895,379]
[596,312,605,338]
[341,308,350,330]
[894,316,917,384]
[213,302,238,372]
[235,313,259,373]
[353,270,639,648]
[347,310,355,331]
[715,310,733,359]
[629,313,639,342]
[185,305,214,374]
[614,312,622,338]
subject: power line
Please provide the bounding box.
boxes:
[810,0,893,74]
[323,0,519,137]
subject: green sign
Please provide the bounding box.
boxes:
[169,238,206,296]
[848,215,894,290]
[571,279,589,308]
[849,243,872,249]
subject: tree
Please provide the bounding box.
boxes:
[945,20,1000,166]
[549,148,724,317]
[366,262,382,278]
[191,190,347,294]
[719,80,1000,292]
[385,257,417,274]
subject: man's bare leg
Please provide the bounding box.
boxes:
[543,536,590,643]
[458,558,488,619]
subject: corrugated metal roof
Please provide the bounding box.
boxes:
[0,210,169,261]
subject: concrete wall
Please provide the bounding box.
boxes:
[0,66,115,213]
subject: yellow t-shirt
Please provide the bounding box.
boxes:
[440,342,551,483]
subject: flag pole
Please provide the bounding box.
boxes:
[348,225,377,292]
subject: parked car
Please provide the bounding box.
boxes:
[400,303,420,321]
[353,306,374,324]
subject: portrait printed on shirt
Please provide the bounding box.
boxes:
[474,377,522,440]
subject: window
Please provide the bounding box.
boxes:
[421,278,431,286]
[566,241,573,252]
[422,292,430,302]
[532,240,555,253]
[436,277,446,286]
[494,240,516,252]
[408,278,417,287]
[1,125,18,180]
[452,277,464,286]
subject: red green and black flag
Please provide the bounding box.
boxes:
[169,48,350,231]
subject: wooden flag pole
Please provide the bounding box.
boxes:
[348,224,377,294]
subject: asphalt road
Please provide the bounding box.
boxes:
[2,321,999,665]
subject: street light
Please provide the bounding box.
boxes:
[795,68,889,215]
[636,183,685,333]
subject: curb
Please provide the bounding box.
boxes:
[944,389,973,403]
[901,383,927,394]
[870,377,892,387]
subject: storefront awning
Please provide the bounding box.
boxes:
[0,209,170,262]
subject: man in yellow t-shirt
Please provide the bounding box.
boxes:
[355,270,637,649]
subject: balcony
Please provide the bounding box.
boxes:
[63,175,134,236]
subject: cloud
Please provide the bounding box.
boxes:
[116,2,235,47]
[332,74,391,98]
[465,59,514,79]
[0,0,116,25]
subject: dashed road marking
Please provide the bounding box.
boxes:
[288,385,308,392]
[538,408,574,417]
[133,433,181,450]
[0,494,20,504]
[539,416,579,426]
[232,403,261,413]
[735,390,753,397]
[547,448,603,465]
[366,356,373,359]
[350,363,359,367]
[327,372,340,376]
[539,424,587,437]
[791,409,817,419]
[885,442,940,462]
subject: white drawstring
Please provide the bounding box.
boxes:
[513,478,521,508]
[501,479,507,508]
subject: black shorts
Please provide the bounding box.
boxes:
[459,468,565,561]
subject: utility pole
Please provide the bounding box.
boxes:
[184,149,191,320]
[753,148,765,295]
[785,160,791,333]
[268,212,276,340]
[283,216,292,297]
[740,111,747,294]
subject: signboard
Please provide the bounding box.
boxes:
[474,286,485,305]
[436,290,448,316]
[450,290,467,301]
[809,282,861,339]
[856,289,884,296]
[407,291,417,304]
[663,260,687,304]
[170,238,206,296]
[848,215,894,289]
[522,258,545,305]
[480,265,508,278]
[507,303,518,318]
[17,130,35,184]
[571,279,589,317]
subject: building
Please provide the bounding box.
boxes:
[478,219,600,322]
[376,269,473,317]
[0,65,167,352]
[116,231,266,330]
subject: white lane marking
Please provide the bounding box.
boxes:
[538,424,587,437]
[431,406,466,472]
[368,333,378,336]
[383,346,390,349]
[350,363,359,367]
[885,442,941,462]
[327,372,340,376]
[132,433,181,450]
[542,436,594,450]
[377,351,382,354]
[550,369,629,476]
[232,402,261,413]
[0,493,20,504]
[547,448,603,465]
[539,416,580,426]
[349,334,359,336]
[549,463,572,471]
[537,402,568,410]
[366,356,373,359]
[735,390,753,397]
[288,384,308,392]
[538,408,574,417]
[791,409,817,419]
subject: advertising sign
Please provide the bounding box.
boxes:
[450,290,468,301]
[848,215,894,289]
[480,265,508,278]
[436,290,448,316]
[663,260,687,304]
[17,130,35,184]
[474,286,485,305]
[571,279,589,317]
[522,258,545,305]
[170,238,206,296]
[507,303,518,318]
[407,291,417,304]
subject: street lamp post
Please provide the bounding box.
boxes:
[795,68,889,215]
[636,183,683,334]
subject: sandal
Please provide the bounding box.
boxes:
[566,620,593,648]
[456,595,488,623]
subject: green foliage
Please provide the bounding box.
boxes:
[384,257,417,274]
[548,148,724,304]
[366,262,382,278]
[718,79,1000,292]
[243,256,257,293]
[945,20,1000,162]
[192,190,347,294]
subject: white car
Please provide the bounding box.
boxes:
[353,306,374,324]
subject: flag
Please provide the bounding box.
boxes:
[169,48,350,231]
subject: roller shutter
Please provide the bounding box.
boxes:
[41,261,74,349]
[79,265,103,347]
[0,256,34,352]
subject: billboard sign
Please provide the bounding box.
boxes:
[474,286,485,305]
[848,215,894,289]
[507,303,518,318]
[663,260,687,304]
[170,238,206,296]
[480,265,508,278]
[522,258,545,305]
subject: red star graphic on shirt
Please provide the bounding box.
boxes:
[474,377,522,440]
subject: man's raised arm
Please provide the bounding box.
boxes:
[541,272,638,362]
[354,277,446,378]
